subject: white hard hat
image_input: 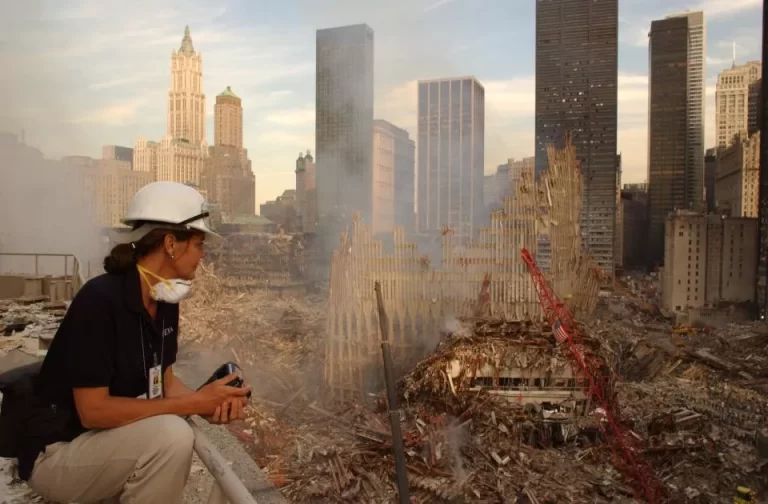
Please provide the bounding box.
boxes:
[111,181,221,244]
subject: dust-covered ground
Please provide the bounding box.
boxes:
[1,269,767,503]
[178,269,768,503]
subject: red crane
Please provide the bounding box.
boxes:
[520,248,666,503]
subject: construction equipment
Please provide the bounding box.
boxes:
[672,325,711,336]
[521,248,666,503]
[673,326,698,336]
[733,486,756,503]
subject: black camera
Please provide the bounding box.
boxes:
[199,362,251,399]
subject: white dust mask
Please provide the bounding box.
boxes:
[137,265,193,304]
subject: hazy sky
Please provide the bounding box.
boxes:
[0,0,764,208]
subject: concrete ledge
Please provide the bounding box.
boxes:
[174,357,286,504]
[187,417,287,504]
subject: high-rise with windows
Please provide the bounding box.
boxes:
[201,87,255,218]
[647,12,706,266]
[417,77,485,236]
[373,120,415,234]
[661,210,757,314]
[134,26,207,186]
[315,24,374,236]
[755,2,768,318]
[716,61,762,149]
[168,26,206,145]
[534,0,619,275]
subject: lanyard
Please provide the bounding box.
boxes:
[138,317,166,378]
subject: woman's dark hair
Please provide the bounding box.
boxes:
[103,225,200,274]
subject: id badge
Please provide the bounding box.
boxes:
[149,365,163,399]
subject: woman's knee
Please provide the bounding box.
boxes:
[140,415,194,455]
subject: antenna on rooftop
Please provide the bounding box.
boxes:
[732,42,737,68]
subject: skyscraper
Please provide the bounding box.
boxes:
[214,86,244,149]
[295,151,317,233]
[417,77,485,236]
[755,0,768,318]
[535,0,619,275]
[705,148,717,213]
[201,86,255,218]
[168,26,206,145]
[134,26,207,186]
[716,61,762,149]
[315,24,374,235]
[647,12,706,266]
[373,120,415,234]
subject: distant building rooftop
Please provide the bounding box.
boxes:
[229,214,275,226]
[217,86,240,99]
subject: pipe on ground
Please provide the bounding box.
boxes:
[189,420,258,504]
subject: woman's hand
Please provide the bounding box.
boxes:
[206,397,246,425]
[194,372,250,418]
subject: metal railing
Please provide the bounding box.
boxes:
[0,252,86,292]
[0,252,105,297]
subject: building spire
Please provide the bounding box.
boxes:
[732,41,737,68]
[180,25,195,55]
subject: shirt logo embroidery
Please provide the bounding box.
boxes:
[162,327,175,337]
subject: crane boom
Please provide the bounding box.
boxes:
[521,248,666,503]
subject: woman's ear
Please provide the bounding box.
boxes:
[164,234,177,257]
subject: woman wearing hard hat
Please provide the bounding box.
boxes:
[16,182,250,504]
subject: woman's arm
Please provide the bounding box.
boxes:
[163,366,248,425]
[163,365,194,398]
[73,387,201,429]
[73,371,249,429]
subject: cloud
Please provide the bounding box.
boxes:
[375,80,417,129]
[87,74,158,92]
[256,131,313,148]
[423,0,459,12]
[5,0,764,209]
[707,55,734,66]
[617,74,649,183]
[617,74,649,132]
[264,108,315,126]
[619,0,763,50]
[619,18,650,48]
[71,98,149,126]
[485,78,536,116]
[694,0,762,17]
[268,90,294,99]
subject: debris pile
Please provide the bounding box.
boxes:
[0,299,67,357]
[206,233,307,287]
[216,315,623,502]
[619,380,767,501]
[179,264,325,395]
[179,270,768,503]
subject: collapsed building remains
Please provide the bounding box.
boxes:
[206,232,309,288]
[325,140,602,402]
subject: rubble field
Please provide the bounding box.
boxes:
[0,269,766,503]
[180,270,768,504]
[0,297,66,358]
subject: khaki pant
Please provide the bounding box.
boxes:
[28,415,194,504]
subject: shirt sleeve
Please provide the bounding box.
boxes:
[65,284,116,388]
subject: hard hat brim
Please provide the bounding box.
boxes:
[110,222,223,246]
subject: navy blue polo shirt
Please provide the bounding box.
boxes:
[20,266,179,471]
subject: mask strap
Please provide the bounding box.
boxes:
[136,265,173,293]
